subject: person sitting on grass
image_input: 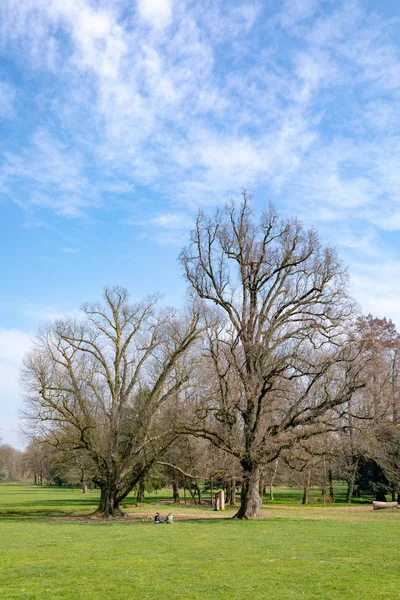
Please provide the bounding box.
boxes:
[165,513,173,524]
[154,512,161,524]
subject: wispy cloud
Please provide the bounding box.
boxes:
[2,129,92,217]
[151,212,194,229]
[350,259,400,328]
[2,0,400,323]
[137,0,173,30]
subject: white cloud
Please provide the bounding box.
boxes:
[349,260,400,329]
[278,0,320,28]
[2,129,95,217]
[137,0,173,30]
[152,213,193,229]
[61,1,127,80]
[22,304,83,324]
[2,0,400,301]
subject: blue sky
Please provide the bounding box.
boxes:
[1,0,400,447]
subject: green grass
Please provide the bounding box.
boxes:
[263,484,375,506]
[1,482,399,599]
[0,480,375,518]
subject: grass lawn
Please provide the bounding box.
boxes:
[0,482,399,599]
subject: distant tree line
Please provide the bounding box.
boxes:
[14,193,400,518]
[0,442,29,482]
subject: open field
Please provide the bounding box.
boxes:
[0,483,399,600]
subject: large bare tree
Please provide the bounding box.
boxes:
[22,287,200,517]
[180,193,364,518]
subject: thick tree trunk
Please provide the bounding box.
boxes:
[94,483,124,518]
[328,468,335,502]
[136,479,145,503]
[373,501,398,510]
[233,463,262,519]
[172,481,180,503]
[375,489,387,502]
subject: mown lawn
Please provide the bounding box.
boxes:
[0,482,399,599]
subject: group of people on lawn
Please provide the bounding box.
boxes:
[154,512,173,524]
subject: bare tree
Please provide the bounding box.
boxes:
[0,444,25,481]
[22,286,200,517]
[180,193,364,518]
[334,314,400,502]
[22,440,54,485]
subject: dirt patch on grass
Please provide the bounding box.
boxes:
[40,504,382,522]
[47,510,233,522]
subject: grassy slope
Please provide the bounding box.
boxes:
[0,483,399,600]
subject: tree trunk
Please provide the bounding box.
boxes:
[258,474,265,499]
[302,470,311,505]
[269,460,279,501]
[187,481,197,504]
[375,489,387,502]
[321,460,327,504]
[373,501,398,510]
[346,457,359,503]
[196,484,202,505]
[233,463,262,519]
[229,480,236,506]
[94,483,124,518]
[226,480,232,505]
[328,468,335,502]
[80,469,88,494]
[172,480,180,503]
[321,483,327,504]
[136,479,145,503]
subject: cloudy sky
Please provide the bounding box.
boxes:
[1,0,400,447]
